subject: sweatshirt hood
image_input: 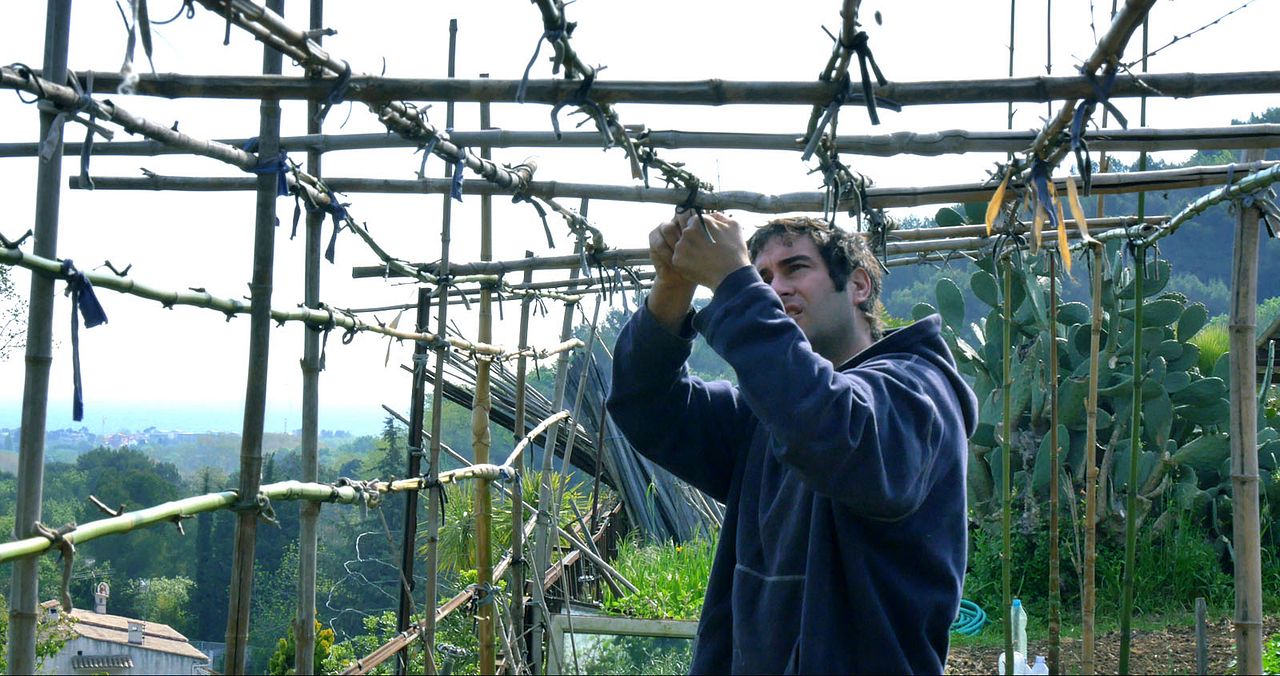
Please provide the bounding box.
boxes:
[838,314,979,436]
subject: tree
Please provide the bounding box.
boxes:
[267,619,335,675]
[0,592,72,672]
[0,265,26,361]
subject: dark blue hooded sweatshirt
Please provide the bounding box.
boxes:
[607,265,978,674]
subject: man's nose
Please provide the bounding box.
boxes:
[770,277,794,297]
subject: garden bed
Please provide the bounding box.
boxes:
[946,616,1279,674]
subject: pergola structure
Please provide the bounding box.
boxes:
[1,1,1275,674]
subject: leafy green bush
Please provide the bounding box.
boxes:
[1265,631,1280,675]
[602,533,715,620]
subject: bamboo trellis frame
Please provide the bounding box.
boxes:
[1,0,1275,673]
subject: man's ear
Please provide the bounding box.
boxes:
[848,267,872,305]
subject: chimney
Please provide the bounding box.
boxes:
[128,621,144,645]
[94,582,110,615]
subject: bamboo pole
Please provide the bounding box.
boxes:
[0,479,408,563]
[43,69,1280,108]
[11,124,1280,159]
[1081,242,1104,675]
[1118,243,1146,675]
[1228,147,1265,674]
[224,4,284,669]
[510,251,534,668]
[75,160,1274,211]
[531,227,587,673]
[0,247,580,360]
[1029,0,1156,164]
[473,75,497,675]
[355,216,1157,280]
[1001,253,1015,676]
[1048,253,1061,675]
[422,20,458,668]
[6,4,71,673]
[799,0,859,149]
[394,289,430,674]
[293,2,324,672]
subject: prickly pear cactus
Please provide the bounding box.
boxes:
[919,240,1271,537]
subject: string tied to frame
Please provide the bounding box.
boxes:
[314,60,352,124]
[318,188,353,263]
[675,184,716,243]
[1069,65,1127,196]
[240,138,291,198]
[231,492,279,527]
[801,70,900,162]
[512,191,555,248]
[517,17,569,104]
[549,68,613,149]
[37,73,98,163]
[848,30,890,126]
[60,259,109,422]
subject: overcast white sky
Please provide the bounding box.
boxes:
[1,0,1278,434]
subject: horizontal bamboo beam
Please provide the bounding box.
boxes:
[75,160,1273,212]
[48,69,1280,107]
[0,479,398,563]
[353,215,1159,279]
[9,124,1280,160]
[0,246,580,360]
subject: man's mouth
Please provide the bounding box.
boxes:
[784,304,802,317]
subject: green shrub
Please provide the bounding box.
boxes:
[602,533,715,620]
[1265,631,1280,675]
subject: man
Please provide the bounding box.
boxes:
[606,210,978,674]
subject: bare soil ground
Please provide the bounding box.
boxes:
[946,616,1278,674]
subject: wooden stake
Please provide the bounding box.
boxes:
[510,252,534,668]
[6,4,70,673]
[1195,597,1208,675]
[422,19,458,669]
[224,3,285,670]
[294,2,325,672]
[1048,253,1061,674]
[1001,252,1015,676]
[474,72,497,676]
[1228,147,1264,674]
[1081,243,1103,675]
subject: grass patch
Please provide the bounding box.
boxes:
[602,532,715,620]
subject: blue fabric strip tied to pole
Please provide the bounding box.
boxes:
[59,260,108,422]
[1069,66,1128,196]
[320,188,352,263]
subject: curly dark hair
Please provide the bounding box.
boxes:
[746,216,885,340]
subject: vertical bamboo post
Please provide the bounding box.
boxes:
[473,74,497,676]
[5,3,71,673]
[1228,147,1264,674]
[531,218,587,673]
[422,18,459,666]
[395,287,430,674]
[1001,252,1014,676]
[1195,596,1209,675]
[1118,244,1145,675]
[1048,253,1061,674]
[294,2,325,672]
[1006,0,1016,131]
[1081,244,1103,675]
[510,251,534,667]
[224,2,285,672]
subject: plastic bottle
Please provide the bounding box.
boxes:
[1030,655,1049,675]
[996,651,1029,675]
[1012,599,1028,659]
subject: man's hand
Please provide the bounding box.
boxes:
[670,210,750,291]
[646,214,698,333]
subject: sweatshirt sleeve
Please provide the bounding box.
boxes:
[606,300,756,503]
[694,266,960,521]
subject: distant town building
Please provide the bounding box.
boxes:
[38,583,211,675]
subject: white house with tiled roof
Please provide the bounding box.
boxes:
[37,583,211,675]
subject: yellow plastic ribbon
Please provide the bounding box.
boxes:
[1049,181,1071,276]
[985,171,1011,236]
[1064,176,1099,246]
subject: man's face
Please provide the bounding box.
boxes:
[753,234,868,363]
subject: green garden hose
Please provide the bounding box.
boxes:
[951,599,987,636]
